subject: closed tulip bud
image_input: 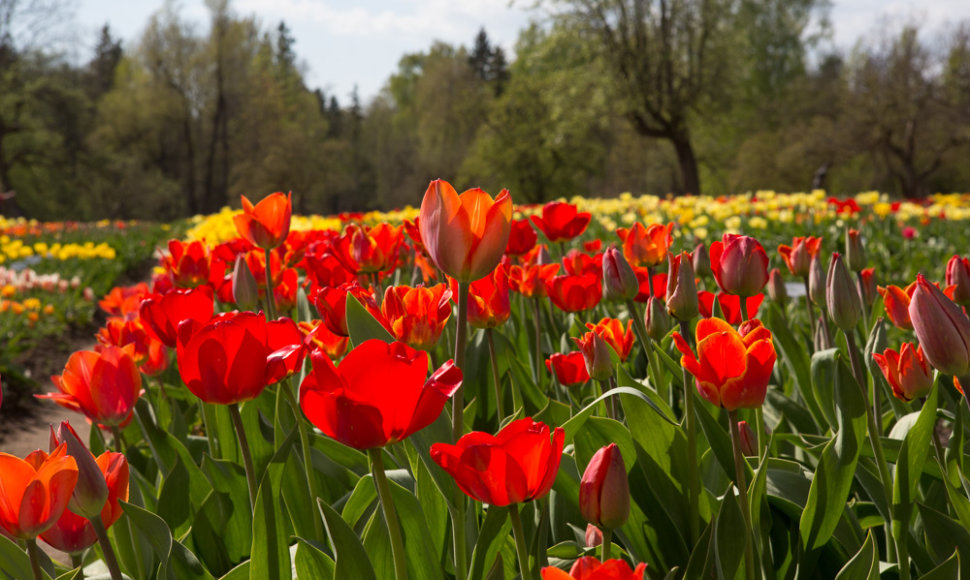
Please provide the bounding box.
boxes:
[826,253,864,331]
[808,253,827,307]
[909,273,970,379]
[666,252,698,321]
[945,256,970,306]
[603,247,639,301]
[691,242,712,278]
[579,444,630,530]
[767,268,788,304]
[710,234,769,297]
[860,267,877,307]
[737,420,757,457]
[845,229,867,272]
[574,331,614,382]
[232,254,259,311]
[584,523,603,548]
[54,422,107,519]
[645,297,672,342]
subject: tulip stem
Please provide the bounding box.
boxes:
[509,504,534,580]
[26,539,43,580]
[452,282,469,443]
[729,410,758,580]
[679,321,701,545]
[802,278,817,339]
[281,381,325,539]
[486,328,505,420]
[450,505,469,580]
[369,448,409,580]
[601,527,613,561]
[263,248,277,320]
[228,403,258,509]
[91,514,124,580]
[110,425,124,455]
[627,299,664,397]
[845,331,896,562]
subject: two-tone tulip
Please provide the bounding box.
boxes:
[233,192,292,250]
[602,246,639,301]
[615,223,673,268]
[579,444,629,530]
[710,234,769,297]
[574,331,615,382]
[666,251,698,321]
[778,236,822,278]
[909,273,970,380]
[945,255,970,306]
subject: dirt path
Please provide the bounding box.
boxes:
[0,399,92,456]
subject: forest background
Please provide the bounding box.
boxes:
[2,0,970,221]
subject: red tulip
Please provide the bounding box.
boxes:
[562,249,603,278]
[697,292,764,325]
[579,444,629,530]
[945,255,970,305]
[0,445,78,539]
[873,343,934,402]
[332,223,405,274]
[96,316,168,376]
[877,283,916,330]
[419,179,512,282]
[778,236,822,278]
[302,247,356,289]
[509,263,560,299]
[541,557,646,580]
[233,192,292,250]
[860,267,877,307]
[98,283,151,318]
[506,218,538,256]
[546,273,602,312]
[176,311,304,405]
[139,287,215,348]
[39,345,143,428]
[546,352,590,387]
[615,223,673,268]
[459,266,511,329]
[531,201,591,243]
[430,417,564,506]
[381,284,452,350]
[673,318,776,410]
[710,234,769,297]
[310,282,378,337]
[909,273,970,379]
[40,424,128,554]
[164,239,213,288]
[585,318,634,362]
[300,340,462,449]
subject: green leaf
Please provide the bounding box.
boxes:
[713,487,745,580]
[295,538,336,579]
[0,534,35,580]
[920,549,960,579]
[799,349,867,551]
[251,462,291,580]
[918,503,970,577]
[834,530,879,580]
[318,497,378,580]
[346,294,393,346]
[122,501,214,580]
[469,506,512,580]
[892,386,937,549]
[693,401,739,481]
[809,348,842,430]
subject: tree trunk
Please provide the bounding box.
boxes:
[671,132,701,196]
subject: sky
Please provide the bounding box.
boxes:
[71,0,970,105]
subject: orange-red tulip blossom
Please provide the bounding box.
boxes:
[873,343,934,402]
[381,284,452,350]
[430,417,564,506]
[176,311,304,405]
[419,179,512,282]
[541,557,646,580]
[300,340,462,450]
[139,287,215,348]
[0,445,78,539]
[616,223,673,268]
[531,201,591,243]
[546,273,602,312]
[233,192,292,250]
[546,352,590,386]
[878,283,916,330]
[778,236,823,278]
[673,318,776,411]
[39,345,143,428]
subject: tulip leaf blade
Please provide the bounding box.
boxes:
[294,537,336,579]
[0,534,34,580]
[122,500,214,580]
[799,349,866,552]
[834,530,879,580]
[469,505,513,580]
[920,549,960,580]
[346,294,393,346]
[318,497,378,580]
[892,385,937,554]
[918,501,970,576]
[713,485,745,580]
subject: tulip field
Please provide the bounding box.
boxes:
[3,185,970,580]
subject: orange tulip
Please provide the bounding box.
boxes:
[585,318,634,362]
[233,192,292,249]
[509,262,560,299]
[778,236,823,278]
[381,284,453,350]
[457,266,511,329]
[419,179,512,282]
[878,283,916,330]
[541,557,647,580]
[0,445,78,539]
[298,320,350,360]
[333,223,405,274]
[616,223,673,268]
[39,345,143,428]
[873,343,934,402]
[673,318,776,410]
